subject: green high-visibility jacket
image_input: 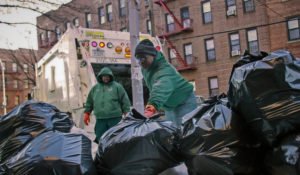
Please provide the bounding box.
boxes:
[142,51,194,111]
[84,67,131,119]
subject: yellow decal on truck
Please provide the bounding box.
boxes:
[85,31,104,39]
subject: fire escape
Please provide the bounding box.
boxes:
[154,0,196,71]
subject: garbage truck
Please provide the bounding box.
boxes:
[33,27,162,134]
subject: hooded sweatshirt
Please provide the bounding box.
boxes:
[142,51,194,111]
[84,67,131,119]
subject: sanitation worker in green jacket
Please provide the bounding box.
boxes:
[135,39,198,127]
[83,67,131,143]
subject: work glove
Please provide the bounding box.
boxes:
[144,104,157,117]
[84,112,90,126]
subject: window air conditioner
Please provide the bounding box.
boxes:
[231,50,240,56]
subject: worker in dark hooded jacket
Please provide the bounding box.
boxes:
[84,67,131,143]
[135,39,197,127]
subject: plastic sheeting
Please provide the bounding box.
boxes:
[228,50,300,146]
[0,100,74,163]
[0,131,97,175]
[179,94,260,175]
[94,109,181,175]
[264,133,300,175]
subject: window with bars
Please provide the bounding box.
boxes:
[181,7,190,28]
[287,17,300,41]
[107,3,113,22]
[166,14,175,32]
[85,13,92,28]
[184,43,193,65]
[205,39,216,61]
[98,7,105,24]
[73,18,79,27]
[229,33,241,56]
[12,63,18,72]
[202,1,212,24]
[208,77,219,97]
[247,29,259,54]
[147,20,152,35]
[119,0,126,17]
[243,0,255,12]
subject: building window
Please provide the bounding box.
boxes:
[46,30,51,42]
[65,22,71,30]
[85,13,92,28]
[120,28,127,32]
[24,80,29,89]
[181,7,191,28]
[12,63,18,72]
[55,27,61,41]
[73,18,79,27]
[13,80,18,89]
[107,3,113,22]
[98,7,105,24]
[14,95,19,105]
[166,14,175,32]
[189,80,196,92]
[23,64,28,73]
[287,17,300,41]
[243,0,255,12]
[184,43,193,65]
[40,33,45,45]
[168,48,176,61]
[146,20,152,35]
[208,77,219,97]
[202,1,212,24]
[205,38,216,61]
[229,33,241,56]
[247,28,259,54]
[119,0,126,17]
[145,0,149,6]
[226,0,237,16]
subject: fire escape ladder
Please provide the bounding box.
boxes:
[163,35,187,68]
[155,0,183,29]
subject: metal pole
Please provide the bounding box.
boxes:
[0,60,6,115]
[129,0,144,113]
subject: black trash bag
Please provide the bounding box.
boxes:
[179,94,261,175]
[228,50,300,146]
[159,163,189,175]
[94,109,181,175]
[0,131,97,175]
[264,133,300,175]
[0,100,74,163]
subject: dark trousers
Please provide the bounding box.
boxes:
[94,117,122,143]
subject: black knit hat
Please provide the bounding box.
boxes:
[135,39,157,57]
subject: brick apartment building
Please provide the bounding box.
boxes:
[36,0,300,100]
[0,49,36,115]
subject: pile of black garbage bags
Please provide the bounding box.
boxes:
[95,50,300,175]
[1,50,299,175]
[0,101,97,175]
